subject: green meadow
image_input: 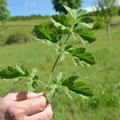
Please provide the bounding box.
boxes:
[0,19,120,120]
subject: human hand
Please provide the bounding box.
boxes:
[0,91,53,120]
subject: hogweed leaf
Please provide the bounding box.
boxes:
[34,25,61,44]
[45,81,58,101]
[73,29,96,44]
[62,76,93,97]
[51,15,71,30]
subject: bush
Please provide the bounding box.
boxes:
[5,32,32,45]
[93,18,106,29]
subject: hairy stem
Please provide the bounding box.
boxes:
[38,80,47,87]
[45,33,71,91]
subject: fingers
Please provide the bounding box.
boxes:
[17,92,44,101]
[5,92,44,101]
[19,95,47,115]
[27,103,53,120]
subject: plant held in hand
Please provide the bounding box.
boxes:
[0,5,96,103]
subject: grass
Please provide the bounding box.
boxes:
[0,20,120,120]
[0,18,50,41]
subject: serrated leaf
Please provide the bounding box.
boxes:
[0,66,23,79]
[16,63,29,76]
[72,56,80,66]
[63,5,76,20]
[73,29,96,44]
[63,5,87,21]
[62,76,93,97]
[65,45,73,51]
[69,48,95,65]
[65,87,74,100]
[62,76,79,88]
[26,78,35,92]
[45,81,58,101]
[34,25,61,44]
[51,15,71,30]
[80,17,94,29]
[57,72,66,85]
[30,68,38,78]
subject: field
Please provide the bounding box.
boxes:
[0,19,120,120]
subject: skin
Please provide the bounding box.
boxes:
[0,91,53,120]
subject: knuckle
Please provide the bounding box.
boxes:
[39,96,47,108]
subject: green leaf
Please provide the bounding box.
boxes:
[45,81,58,101]
[80,17,94,29]
[63,5,87,21]
[69,48,95,65]
[0,66,23,79]
[72,56,80,66]
[26,78,35,92]
[73,29,96,44]
[34,25,61,44]
[57,72,66,85]
[63,5,76,20]
[62,76,93,97]
[30,68,38,78]
[64,87,74,100]
[16,63,29,76]
[51,15,71,30]
[62,76,79,88]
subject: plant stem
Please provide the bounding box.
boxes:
[45,33,71,90]
[38,80,47,87]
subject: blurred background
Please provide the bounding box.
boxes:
[0,0,120,119]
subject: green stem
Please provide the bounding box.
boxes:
[38,80,47,87]
[45,33,71,91]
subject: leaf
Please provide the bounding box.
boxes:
[65,87,74,100]
[45,81,58,101]
[63,5,76,20]
[16,63,29,76]
[62,76,79,88]
[0,66,23,79]
[57,72,66,85]
[80,17,94,29]
[72,56,80,66]
[69,48,95,65]
[30,68,38,78]
[26,78,35,92]
[62,76,93,97]
[63,5,87,21]
[73,29,96,44]
[34,25,61,44]
[65,45,73,51]
[51,15,71,30]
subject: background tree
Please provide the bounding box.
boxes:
[0,0,10,23]
[52,0,82,14]
[95,0,119,40]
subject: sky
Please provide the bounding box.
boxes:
[7,0,120,16]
